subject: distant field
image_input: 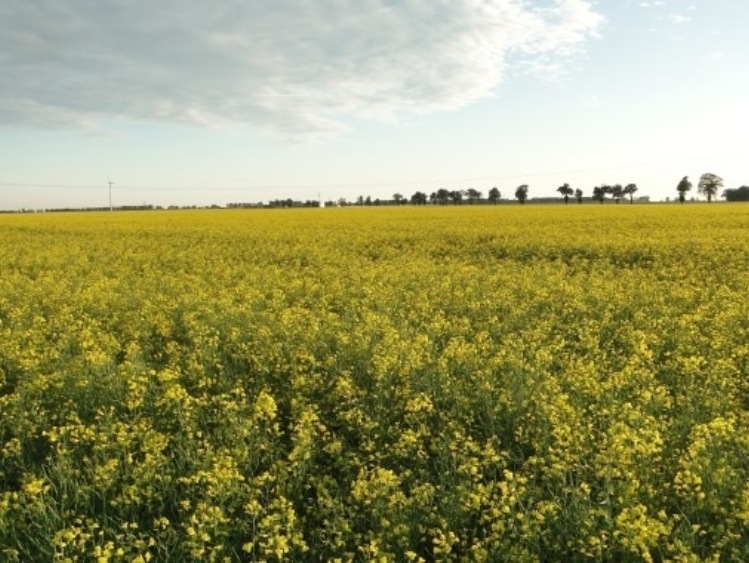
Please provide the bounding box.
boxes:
[2,205,749,560]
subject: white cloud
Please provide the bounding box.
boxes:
[0,0,603,137]
[638,0,666,7]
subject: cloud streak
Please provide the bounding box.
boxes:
[0,0,603,137]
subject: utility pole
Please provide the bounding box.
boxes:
[108,177,115,211]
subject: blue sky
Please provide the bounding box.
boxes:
[1,0,746,209]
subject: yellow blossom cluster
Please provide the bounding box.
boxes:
[1,204,749,560]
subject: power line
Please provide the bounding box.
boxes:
[0,182,105,189]
[0,151,742,194]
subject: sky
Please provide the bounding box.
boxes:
[1,0,747,209]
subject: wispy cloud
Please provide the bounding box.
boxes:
[0,0,603,137]
[668,13,692,24]
[637,1,666,9]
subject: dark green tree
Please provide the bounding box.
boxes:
[575,188,583,204]
[515,184,529,204]
[435,189,451,205]
[698,173,723,203]
[592,185,608,204]
[410,191,428,205]
[623,183,638,204]
[557,183,574,204]
[466,188,482,204]
[723,186,749,201]
[611,184,624,204]
[488,187,501,204]
[677,176,692,204]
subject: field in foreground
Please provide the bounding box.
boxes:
[2,205,749,561]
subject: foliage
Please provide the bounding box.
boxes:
[624,183,638,204]
[677,176,693,204]
[2,206,749,560]
[488,187,501,204]
[722,186,749,202]
[465,189,482,204]
[592,185,609,203]
[557,183,574,205]
[698,173,724,203]
[515,185,529,204]
[611,184,624,203]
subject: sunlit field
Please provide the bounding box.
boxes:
[2,204,749,561]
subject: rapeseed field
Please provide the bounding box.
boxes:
[1,204,749,561]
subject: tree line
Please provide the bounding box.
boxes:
[678,174,749,203]
[226,171,742,209]
[383,172,739,206]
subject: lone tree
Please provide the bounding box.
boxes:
[677,176,692,204]
[698,173,723,203]
[575,188,583,204]
[515,184,529,204]
[557,183,574,204]
[488,187,501,204]
[623,183,638,204]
